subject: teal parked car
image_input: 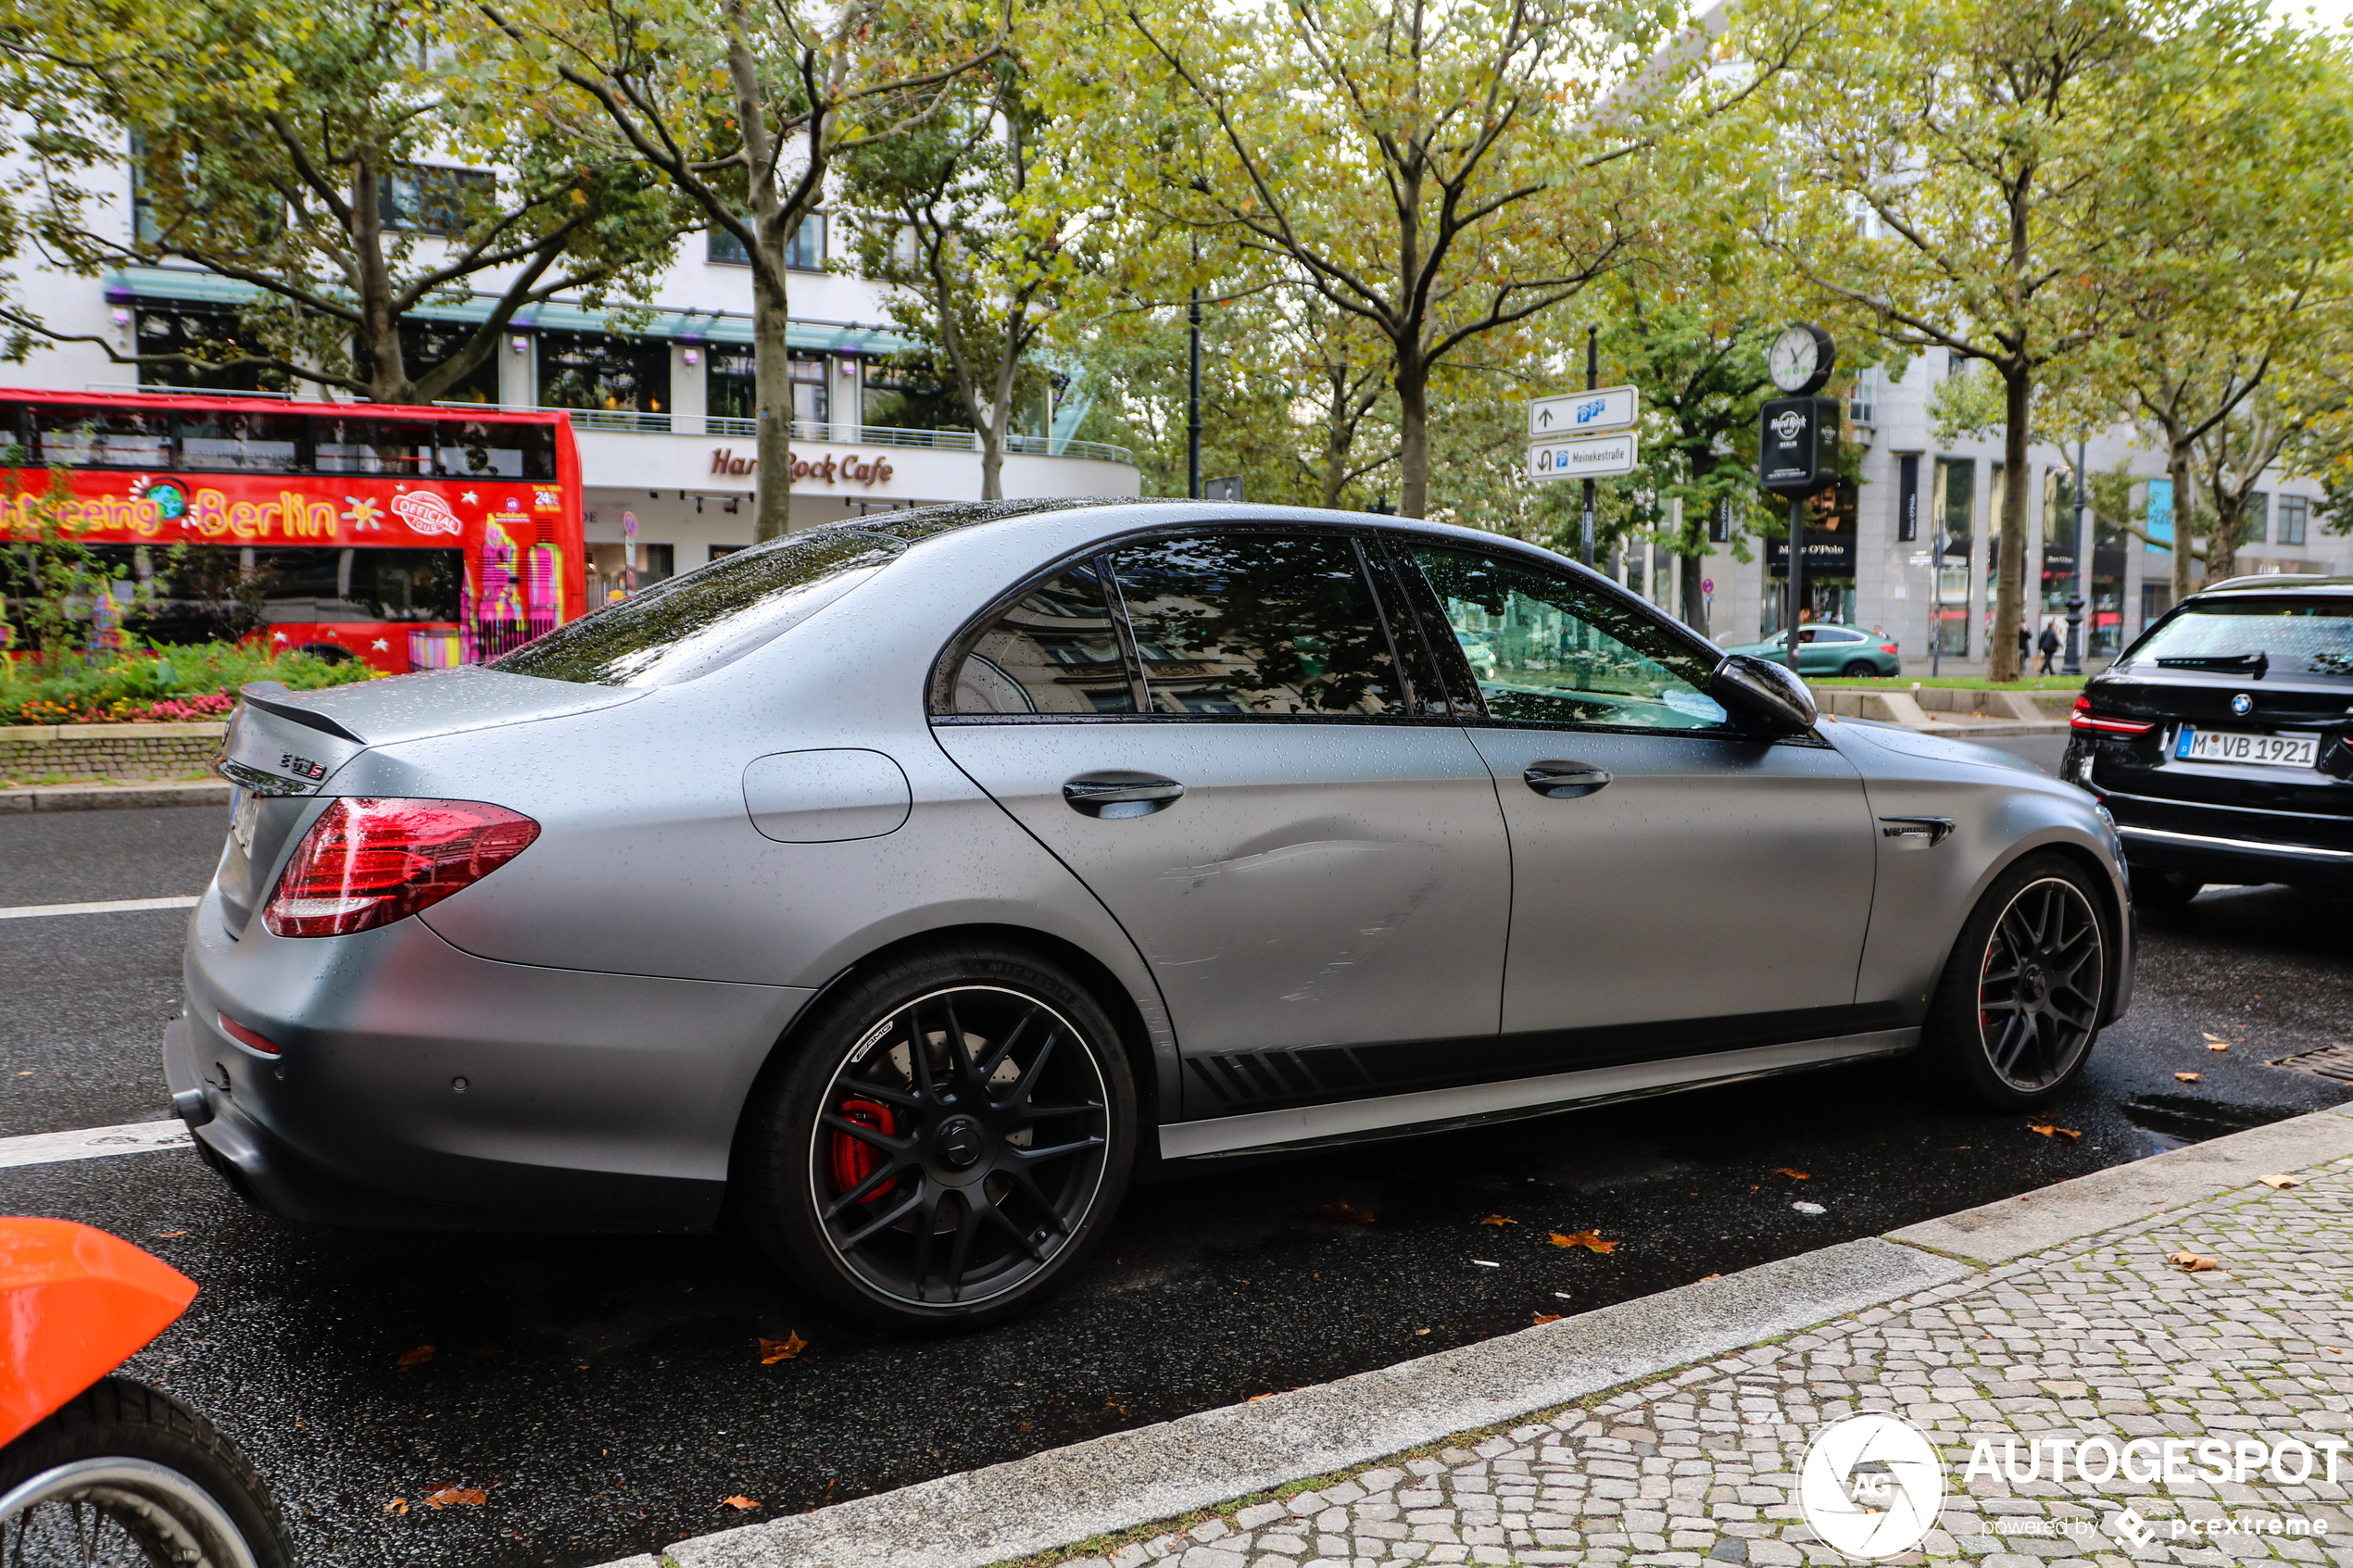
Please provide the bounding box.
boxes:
[1726,623,1902,679]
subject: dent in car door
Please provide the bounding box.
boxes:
[931,536,1511,1119]
[1403,544,1881,1054]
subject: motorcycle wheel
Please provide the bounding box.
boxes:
[0,1376,290,1567]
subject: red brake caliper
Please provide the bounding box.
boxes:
[829,1098,898,1203]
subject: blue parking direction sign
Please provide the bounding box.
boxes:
[1529,385,1638,437]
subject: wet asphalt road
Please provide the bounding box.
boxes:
[3,748,2348,1568]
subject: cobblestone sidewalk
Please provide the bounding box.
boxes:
[1068,1157,2353,1568]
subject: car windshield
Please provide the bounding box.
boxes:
[493,530,902,687]
[2125,596,2353,678]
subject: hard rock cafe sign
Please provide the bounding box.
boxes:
[710,448,895,488]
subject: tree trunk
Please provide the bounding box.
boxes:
[1987,368,2032,682]
[751,267,794,542]
[1396,355,1429,518]
[978,428,1005,502]
[2168,444,2196,607]
[2208,497,2242,583]
[352,157,408,404]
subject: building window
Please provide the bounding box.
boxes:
[2241,491,2269,546]
[355,320,499,405]
[2280,495,2309,546]
[707,214,824,270]
[133,304,285,394]
[382,166,496,235]
[862,359,970,432]
[1846,368,1879,425]
[535,330,670,425]
[789,352,828,433]
[708,345,756,423]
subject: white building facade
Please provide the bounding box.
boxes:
[1685,353,2338,669]
[5,188,1139,604]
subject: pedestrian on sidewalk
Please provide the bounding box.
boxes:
[2037,617,2061,674]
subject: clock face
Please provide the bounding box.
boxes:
[1769,326,1822,393]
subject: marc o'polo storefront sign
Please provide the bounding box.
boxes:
[709,447,896,487]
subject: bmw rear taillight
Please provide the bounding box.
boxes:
[1880,643,1898,655]
[2070,694,2156,735]
[263,797,540,938]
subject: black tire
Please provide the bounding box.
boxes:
[1841,659,1879,679]
[1917,854,2113,1110]
[2131,865,2203,909]
[0,1375,292,1567]
[737,942,1137,1333]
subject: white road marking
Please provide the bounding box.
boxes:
[0,895,200,921]
[0,1121,195,1170]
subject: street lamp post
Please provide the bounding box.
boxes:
[1187,286,1202,501]
[1579,325,1597,568]
[2063,439,2088,677]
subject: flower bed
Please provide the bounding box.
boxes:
[0,643,375,727]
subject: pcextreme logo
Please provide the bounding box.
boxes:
[1797,1414,1945,1560]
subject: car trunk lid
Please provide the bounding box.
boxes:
[213,668,640,937]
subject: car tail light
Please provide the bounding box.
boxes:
[1880,643,1898,655]
[218,1012,281,1057]
[264,797,540,938]
[2070,695,2156,735]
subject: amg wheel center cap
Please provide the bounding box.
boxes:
[2022,965,2050,1007]
[934,1116,987,1172]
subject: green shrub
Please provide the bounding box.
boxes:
[0,641,378,726]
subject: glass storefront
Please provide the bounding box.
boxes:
[1931,457,1974,657]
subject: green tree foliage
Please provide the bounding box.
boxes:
[0,0,693,402]
[1728,0,2317,677]
[837,58,1085,500]
[1054,0,1760,520]
[486,0,1005,538]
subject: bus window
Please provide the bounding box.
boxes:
[313,416,437,476]
[31,405,171,467]
[252,546,462,622]
[436,420,557,482]
[179,409,307,471]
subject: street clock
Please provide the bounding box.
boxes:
[1768,322,1837,395]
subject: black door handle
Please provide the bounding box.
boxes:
[1063,771,1187,819]
[1524,760,1612,799]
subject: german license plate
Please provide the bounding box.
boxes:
[2175,727,2318,769]
[230,789,259,856]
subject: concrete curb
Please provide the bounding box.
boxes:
[605,1099,2353,1568]
[0,780,230,813]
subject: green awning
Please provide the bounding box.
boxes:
[103,267,912,355]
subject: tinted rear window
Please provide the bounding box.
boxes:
[2130,597,2353,677]
[494,530,900,686]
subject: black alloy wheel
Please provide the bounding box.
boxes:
[739,945,1135,1331]
[1842,659,1879,679]
[1919,855,2111,1110]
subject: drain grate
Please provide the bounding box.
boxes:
[2270,1042,2353,1085]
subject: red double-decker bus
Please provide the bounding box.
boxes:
[0,389,585,673]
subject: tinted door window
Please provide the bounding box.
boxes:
[951,562,1136,715]
[1410,546,1729,732]
[1112,533,1403,717]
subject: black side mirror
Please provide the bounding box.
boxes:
[1710,652,1818,734]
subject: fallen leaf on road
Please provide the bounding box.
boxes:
[1414,1327,1431,1336]
[1470,1259,1501,1268]
[422,1487,485,1510]
[1792,1201,1827,1215]
[2208,1042,2230,1052]
[384,1499,409,1515]
[2028,1123,2082,1141]
[2174,1072,2203,1083]
[1695,1273,1722,1282]
[1532,1312,1563,1324]
[2259,1173,2302,1189]
[396,1346,434,1366]
[720,1497,760,1512]
[2168,1252,2222,1273]
[1302,1201,1375,1224]
[156,1231,186,1238]
[1477,1214,1517,1226]
[2203,1032,2226,1043]
[758,1333,806,1364]
[1772,1168,1810,1180]
[1549,1230,1617,1253]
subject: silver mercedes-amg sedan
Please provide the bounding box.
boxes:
[170,500,2133,1329]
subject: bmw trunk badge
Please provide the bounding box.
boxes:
[2231,693,2254,716]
